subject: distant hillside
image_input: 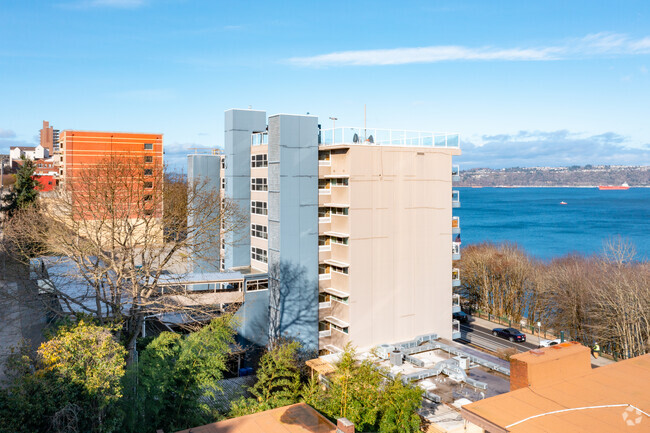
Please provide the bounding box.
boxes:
[458,165,650,187]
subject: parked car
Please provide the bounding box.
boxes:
[453,311,469,324]
[492,327,526,342]
[539,337,571,347]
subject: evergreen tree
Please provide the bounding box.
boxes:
[230,341,302,417]
[1,158,39,218]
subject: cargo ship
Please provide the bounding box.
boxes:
[598,182,630,190]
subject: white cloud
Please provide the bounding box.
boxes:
[0,128,16,139]
[60,0,147,9]
[288,32,650,67]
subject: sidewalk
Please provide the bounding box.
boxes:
[468,314,615,368]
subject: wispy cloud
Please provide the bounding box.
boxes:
[0,128,16,139]
[59,0,147,9]
[457,130,650,168]
[288,32,650,67]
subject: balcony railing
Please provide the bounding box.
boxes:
[319,127,460,148]
[452,242,461,260]
[452,294,461,313]
[452,319,461,339]
[319,273,331,281]
[251,132,268,146]
[452,216,460,234]
[452,190,460,208]
[319,330,332,338]
[319,301,332,309]
[452,165,460,181]
[452,268,461,287]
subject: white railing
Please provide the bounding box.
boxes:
[452,268,460,283]
[319,159,331,166]
[319,217,331,223]
[452,165,460,177]
[319,188,331,195]
[452,216,460,231]
[452,294,460,308]
[320,127,460,148]
[319,330,332,338]
[319,273,331,281]
[452,190,460,207]
[319,301,332,309]
[251,132,268,146]
[319,245,331,252]
[453,319,461,333]
[452,242,461,256]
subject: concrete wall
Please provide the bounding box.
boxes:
[267,114,319,353]
[187,154,221,273]
[224,109,266,269]
[347,145,458,348]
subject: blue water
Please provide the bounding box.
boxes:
[455,187,650,261]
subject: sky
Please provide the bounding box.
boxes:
[1,0,649,171]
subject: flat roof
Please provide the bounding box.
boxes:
[175,403,336,433]
[462,353,650,433]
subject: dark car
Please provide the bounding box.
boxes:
[453,311,469,324]
[492,327,526,342]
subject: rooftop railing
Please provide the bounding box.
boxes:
[319,127,460,148]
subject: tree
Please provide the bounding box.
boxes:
[229,340,302,417]
[0,321,127,433]
[378,376,423,433]
[2,155,247,361]
[130,315,237,433]
[0,158,38,219]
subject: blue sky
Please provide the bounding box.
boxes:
[1,0,649,170]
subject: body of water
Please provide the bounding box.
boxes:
[455,187,650,261]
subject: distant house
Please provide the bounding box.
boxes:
[9,144,49,166]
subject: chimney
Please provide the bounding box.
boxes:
[336,417,355,433]
[509,342,591,391]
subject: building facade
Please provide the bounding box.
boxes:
[40,120,60,155]
[195,109,461,354]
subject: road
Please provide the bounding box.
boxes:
[458,321,539,353]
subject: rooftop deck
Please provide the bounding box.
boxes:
[319,127,460,148]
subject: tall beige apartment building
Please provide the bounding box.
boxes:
[197,109,461,354]
[316,128,461,352]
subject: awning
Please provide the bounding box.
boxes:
[324,316,349,328]
[324,231,349,238]
[324,259,350,268]
[322,203,349,208]
[323,174,349,179]
[322,287,350,298]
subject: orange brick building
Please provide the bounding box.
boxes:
[59,131,164,219]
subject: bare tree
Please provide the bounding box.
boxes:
[2,155,246,359]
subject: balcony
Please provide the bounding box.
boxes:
[452,190,460,208]
[452,165,460,182]
[251,132,268,146]
[319,273,331,281]
[319,330,332,338]
[319,127,460,148]
[452,319,461,340]
[452,294,461,313]
[452,268,460,287]
[452,216,460,234]
[319,301,332,309]
[452,242,461,261]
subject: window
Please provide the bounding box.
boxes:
[318,179,330,190]
[251,223,268,239]
[331,207,348,216]
[319,264,330,275]
[144,156,153,163]
[331,236,348,245]
[251,247,267,263]
[251,154,268,168]
[251,178,267,191]
[143,194,152,202]
[221,178,226,190]
[318,207,331,218]
[144,181,153,189]
[331,265,348,275]
[330,178,349,186]
[251,201,268,215]
[144,143,153,150]
[144,169,153,176]
[331,323,349,334]
[221,158,226,169]
[318,236,330,246]
[144,208,154,216]
[318,151,330,161]
[246,279,269,292]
